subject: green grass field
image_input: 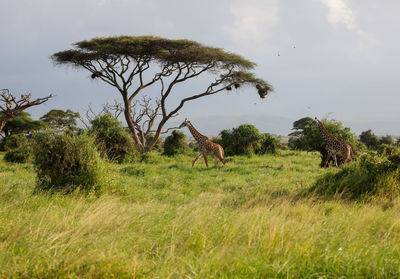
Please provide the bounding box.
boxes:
[1,150,400,278]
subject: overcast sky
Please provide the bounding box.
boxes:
[1,0,400,136]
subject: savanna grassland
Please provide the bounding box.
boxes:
[1,150,400,278]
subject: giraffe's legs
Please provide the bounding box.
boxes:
[214,156,218,166]
[192,152,202,167]
[323,154,331,168]
[333,154,339,167]
[346,147,352,162]
[203,154,209,168]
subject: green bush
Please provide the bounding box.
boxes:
[163,130,187,156]
[32,131,108,192]
[380,135,394,146]
[378,144,397,156]
[1,134,30,151]
[359,129,379,150]
[257,133,280,154]
[2,134,32,163]
[218,124,263,156]
[309,152,400,201]
[90,113,138,163]
[4,147,31,163]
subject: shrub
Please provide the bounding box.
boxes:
[33,131,108,192]
[378,144,398,156]
[309,152,400,201]
[2,134,32,163]
[359,129,379,150]
[90,113,138,163]
[218,124,263,156]
[288,136,304,150]
[163,130,187,156]
[257,133,280,154]
[4,147,31,163]
[1,134,30,151]
[380,135,394,146]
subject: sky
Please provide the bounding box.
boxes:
[1,0,400,136]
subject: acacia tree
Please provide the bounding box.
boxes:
[359,129,379,149]
[0,89,53,134]
[40,109,80,130]
[0,112,45,138]
[51,36,272,152]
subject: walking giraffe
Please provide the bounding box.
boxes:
[313,117,352,168]
[179,119,226,167]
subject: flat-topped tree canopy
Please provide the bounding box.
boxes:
[52,36,255,69]
[51,36,273,152]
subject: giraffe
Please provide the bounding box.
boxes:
[313,117,352,168]
[179,119,226,167]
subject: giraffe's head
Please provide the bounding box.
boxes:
[312,117,320,126]
[179,118,191,129]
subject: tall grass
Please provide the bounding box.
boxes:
[1,151,400,278]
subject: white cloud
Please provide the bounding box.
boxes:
[223,0,278,52]
[315,0,380,51]
[316,0,355,29]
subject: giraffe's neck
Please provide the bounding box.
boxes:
[188,123,207,143]
[317,121,336,142]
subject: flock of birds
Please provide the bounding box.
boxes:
[277,42,296,57]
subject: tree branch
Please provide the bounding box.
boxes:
[0,89,54,133]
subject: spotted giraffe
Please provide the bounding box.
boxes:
[313,117,352,168]
[179,119,226,167]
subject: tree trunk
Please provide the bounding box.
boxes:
[145,118,168,152]
[122,96,145,153]
[0,116,10,134]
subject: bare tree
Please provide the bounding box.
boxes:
[0,89,53,133]
[52,36,273,152]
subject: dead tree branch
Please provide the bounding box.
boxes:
[0,89,53,133]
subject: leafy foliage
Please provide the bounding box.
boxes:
[0,112,44,137]
[32,131,107,192]
[163,130,187,156]
[4,148,31,163]
[380,135,394,146]
[359,129,379,150]
[2,134,32,163]
[310,150,400,201]
[257,133,280,154]
[288,117,313,137]
[218,124,274,156]
[90,113,138,163]
[40,109,79,130]
[53,36,257,69]
[1,133,30,151]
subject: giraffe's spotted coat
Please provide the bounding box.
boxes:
[179,119,226,167]
[314,117,352,168]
